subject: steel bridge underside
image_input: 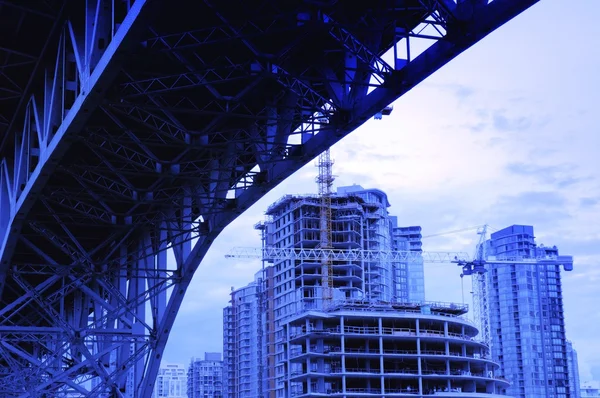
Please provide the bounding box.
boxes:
[0,0,539,396]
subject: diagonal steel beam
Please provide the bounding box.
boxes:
[327,19,395,83]
[120,61,255,98]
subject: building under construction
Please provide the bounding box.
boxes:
[263,185,424,307]
[285,301,509,397]
[223,184,430,397]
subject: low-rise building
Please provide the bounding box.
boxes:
[188,353,224,398]
[153,363,186,398]
[582,381,600,397]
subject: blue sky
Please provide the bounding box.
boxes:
[163,0,600,382]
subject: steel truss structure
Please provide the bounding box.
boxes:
[0,0,541,396]
[226,246,471,263]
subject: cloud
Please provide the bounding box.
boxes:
[495,191,567,208]
[422,82,475,101]
[467,121,487,133]
[505,162,593,189]
[492,111,533,132]
[580,197,599,207]
[454,85,475,100]
[506,162,575,177]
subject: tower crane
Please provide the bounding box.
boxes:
[225,242,573,349]
[225,246,472,317]
[453,225,574,349]
[454,225,491,347]
[225,246,470,263]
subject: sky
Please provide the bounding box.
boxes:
[163,0,600,382]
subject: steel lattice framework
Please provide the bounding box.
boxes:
[0,0,541,396]
[225,246,471,263]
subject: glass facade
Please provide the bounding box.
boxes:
[390,222,425,303]
[487,225,575,398]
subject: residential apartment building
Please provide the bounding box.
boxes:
[567,341,581,398]
[153,363,187,398]
[223,267,275,398]
[486,225,575,398]
[390,220,425,303]
[224,185,425,397]
[188,353,224,398]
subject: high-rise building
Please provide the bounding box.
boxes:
[223,269,273,398]
[224,185,428,397]
[188,353,224,398]
[153,363,187,398]
[390,220,425,302]
[486,225,575,398]
[567,341,581,398]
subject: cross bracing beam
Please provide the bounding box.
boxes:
[0,0,542,396]
[120,60,256,98]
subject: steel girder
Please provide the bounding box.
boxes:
[0,0,541,396]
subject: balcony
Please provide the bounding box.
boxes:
[289,325,483,343]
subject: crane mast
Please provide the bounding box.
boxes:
[316,149,335,305]
[455,225,492,348]
[472,226,491,349]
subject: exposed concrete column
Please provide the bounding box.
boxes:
[444,320,449,337]
[379,316,385,395]
[417,316,423,394]
[340,316,346,395]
